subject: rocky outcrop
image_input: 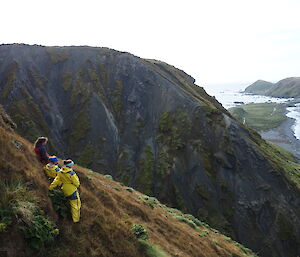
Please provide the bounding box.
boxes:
[0,44,299,257]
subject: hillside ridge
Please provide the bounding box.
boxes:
[0,44,300,257]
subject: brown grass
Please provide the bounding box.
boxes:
[0,118,255,257]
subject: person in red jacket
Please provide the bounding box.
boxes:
[34,137,49,164]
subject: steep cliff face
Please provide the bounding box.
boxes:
[0,44,299,257]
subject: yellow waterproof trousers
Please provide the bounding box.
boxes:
[69,191,81,223]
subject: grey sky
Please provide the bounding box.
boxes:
[1,0,300,86]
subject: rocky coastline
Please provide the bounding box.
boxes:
[260,102,300,162]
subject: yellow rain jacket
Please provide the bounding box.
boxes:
[44,164,60,178]
[49,166,81,222]
[49,167,80,196]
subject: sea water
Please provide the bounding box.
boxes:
[203,83,291,109]
[202,83,300,139]
[287,103,300,140]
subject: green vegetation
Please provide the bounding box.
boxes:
[29,70,48,89]
[244,80,274,95]
[62,72,72,91]
[142,195,160,209]
[230,103,286,131]
[68,108,91,151]
[157,149,171,176]
[173,214,198,229]
[138,240,170,257]
[111,80,123,120]
[155,110,192,177]
[132,224,148,240]
[46,48,69,64]
[78,142,94,167]
[0,209,13,232]
[2,64,18,98]
[199,150,214,178]
[137,146,154,195]
[132,224,170,257]
[0,179,58,250]
[276,213,295,241]
[174,187,186,211]
[195,184,210,200]
[158,111,189,151]
[104,174,113,180]
[49,189,69,218]
[8,98,49,142]
[254,136,300,188]
[23,211,58,250]
[70,71,91,106]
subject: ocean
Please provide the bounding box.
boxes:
[202,83,300,139]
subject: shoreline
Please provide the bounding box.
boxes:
[260,112,300,162]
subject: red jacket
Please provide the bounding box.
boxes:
[34,145,49,164]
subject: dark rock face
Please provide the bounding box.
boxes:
[0,44,299,257]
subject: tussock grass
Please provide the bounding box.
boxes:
[0,111,258,257]
[138,239,171,257]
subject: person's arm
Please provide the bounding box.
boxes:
[71,173,80,188]
[49,175,62,190]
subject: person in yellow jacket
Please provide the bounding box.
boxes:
[49,160,81,223]
[44,156,60,181]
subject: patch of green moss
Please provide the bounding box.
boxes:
[157,150,171,176]
[70,69,97,106]
[199,151,214,178]
[62,72,72,91]
[159,112,173,133]
[121,173,130,186]
[111,80,123,120]
[157,110,190,151]
[68,108,91,151]
[46,48,69,64]
[29,70,48,89]
[277,213,295,241]
[1,62,18,98]
[99,64,109,83]
[251,133,300,189]
[195,184,209,200]
[77,143,94,167]
[137,146,154,196]
[8,98,49,142]
[174,187,186,212]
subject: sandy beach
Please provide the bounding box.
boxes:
[260,113,300,162]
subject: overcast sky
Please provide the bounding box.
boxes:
[1,0,300,87]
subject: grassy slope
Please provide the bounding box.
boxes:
[229,103,286,131]
[244,80,274,95]
[230,103,300,189]
[251,132,300,189]
[266,78,300,98]
[0,112,257,257]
